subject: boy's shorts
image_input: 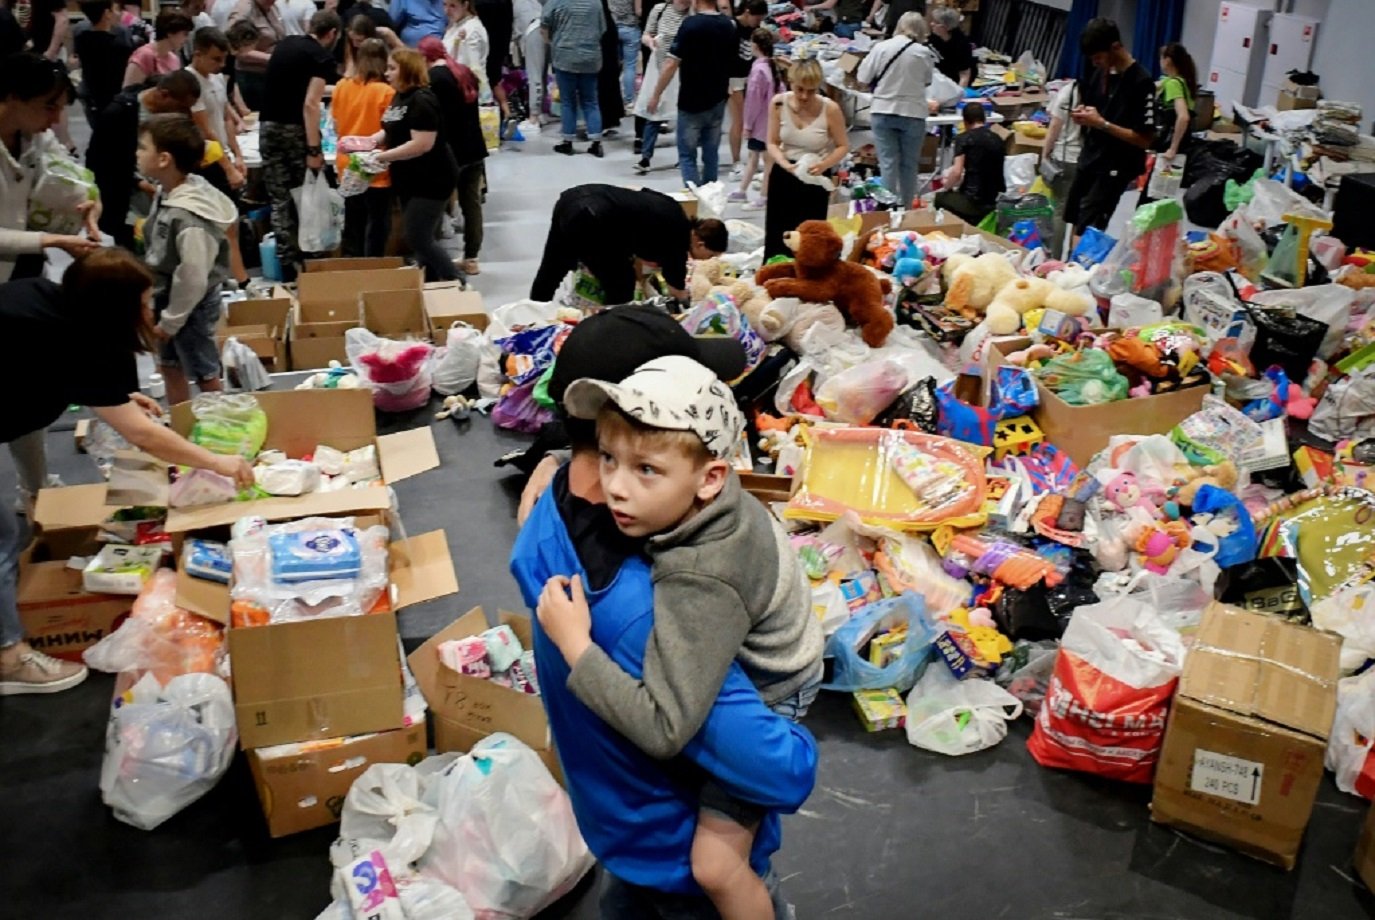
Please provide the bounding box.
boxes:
[157,286,224,381]
[698,665,823,826]
[729,77,748,94]
[747,137,767,153]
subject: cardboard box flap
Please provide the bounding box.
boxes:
[176,568,231,625]
[389,529,459,608]
[305,257,405,272]
[226,298,292,328]
[377,428,440,483]
[165,485,392,533]
[297,266,422,316]
[231,613,401,705]
[220,324,279,360]
[33,483,114,532]
[1180,604,1341,739]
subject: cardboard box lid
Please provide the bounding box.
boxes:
[1179,603,1341,740]
[33,483,115,532]
[297,265,422,314]
[376,428,441,483]
[304,257,405,272]
[164,484,393,536]
[226,297,292,329]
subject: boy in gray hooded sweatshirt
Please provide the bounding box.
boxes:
[137,114,236,405]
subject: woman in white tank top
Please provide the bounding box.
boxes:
[763,58,849,260]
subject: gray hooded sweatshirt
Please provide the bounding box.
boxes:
[144,173,235,337]
[567,472,825,759]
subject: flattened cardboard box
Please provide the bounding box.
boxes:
[1150,603,1341,869]
[410,607,562,783]
[247,723,427,837]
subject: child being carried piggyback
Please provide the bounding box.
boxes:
[136,114,236,405]
[537,355,824,920]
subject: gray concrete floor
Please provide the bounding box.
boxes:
[3,111,1374,920]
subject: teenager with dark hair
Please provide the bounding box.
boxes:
[933,102,1004,224]
[74,0,134,117]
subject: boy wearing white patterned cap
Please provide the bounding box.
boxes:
[537,354,823,920]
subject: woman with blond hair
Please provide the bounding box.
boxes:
[763,57,848,260]
[334,37,395,257]
[369,49,461,281]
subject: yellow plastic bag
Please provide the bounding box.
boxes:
[479,106,500,152]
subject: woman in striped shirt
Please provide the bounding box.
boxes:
[631,0,688,174]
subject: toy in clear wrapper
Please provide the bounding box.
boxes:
[268,528,363,583]
[889,440,977,512]
[182,539,232,584]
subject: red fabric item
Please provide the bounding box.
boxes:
[417,35,479,105]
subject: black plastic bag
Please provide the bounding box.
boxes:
[1246,306,1328,381]
[873,377,939,432]
[992,583,1064,641]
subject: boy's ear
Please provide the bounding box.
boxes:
[696,458,730,504]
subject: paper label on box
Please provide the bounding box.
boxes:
[1191,749,1263,805]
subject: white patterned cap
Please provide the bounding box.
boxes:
[563,355,744,459]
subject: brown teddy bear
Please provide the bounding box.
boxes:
[755,220,894,347]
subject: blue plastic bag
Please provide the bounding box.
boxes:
[1072,226,1116,267]
[936,380,996,446]
[1190,483,1257,569]
[990,366,1039,418]
[821,594,937,693]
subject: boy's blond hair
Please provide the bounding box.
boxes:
[596,404,714,466]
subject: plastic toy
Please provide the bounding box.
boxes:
[992,416,1043,460]
[755,220,895,347]
[1007,342,1056,366]
[1135,520,1191,574]
[891,235,927,287]
[948,534,1063,589]
[1099,470,1165,516]
[1282,211,1334,287]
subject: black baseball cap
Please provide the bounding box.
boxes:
[546,305,748,410]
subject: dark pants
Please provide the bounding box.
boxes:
[475,0,513,90]
[1063,162,1138,232]
[600,868,789,920]
[343,186,393,258]
[400,195,460,282]
[530,192,635,304]
[261,122,309,275]
[764,162,831,262]
[456,162,484,260]
[933,188,995,227]
[237,70,267,112]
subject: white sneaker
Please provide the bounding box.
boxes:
[0,646,89,696]
[730,163,743,180]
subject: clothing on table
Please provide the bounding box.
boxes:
[342,186,393,258]
[190,68,231,146]
[74,28,133,116]
[0,129,70,282]
[870,111,925,207]
[530,184,694,302]
[509,475,818,896]
[543,0,605,73]
[567,473,823,759]
[444,15,491,97]
[400,194,460,281]
[382,87,458,200]
[157,286,223,381]
[950,124,1005,213]
[630,0,684,124]
[278,0,316,35]
[0,278,139,444]
[87,88,144,248]
[228,0,286,75]
[260,121,309,271]
[260,35,337,127]
[676,100,724,185]
[474,0,512,91]
[928,26,972,83]
[331,76,396,185]
[668,9,734,114]
[858,33,935,118]
[763,161,828,260]
[555,68,603,141]
[389,0,447,46]
[1047,81,1083,164]
[742,56,780,141]
[144,173,235,338]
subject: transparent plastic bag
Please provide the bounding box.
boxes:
[814,358,909,424]
[99,671,236,830]
[189,393,268,458]
[432,323,485,396]
[1035,349,1128,405]
[905,665,1023,756]
[346,328,436,413]
[83,570,226,685]
[687,181,728,220]
[419,734,594,919]
[295,169,344,253]
[28,146,98,235]
[821,593,938,693]
[1326,668,1375,799]
[337,762,440,868]
[230,516,390,623]
[222,336,271,391]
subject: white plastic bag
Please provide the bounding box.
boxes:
[487,299,560,340]
[99,672,236,830]
[419,734,593,919]
[295,170,344,253]
[433,323,485,395]
[1326,668,1375,798]
[687,181,728,220]
[337,762,440,868]
[1108,293,1164,329]
[222,336,271,391]
[345,327,435,412]
[905,666,1023,756]
[1003,154,1038,196]
[1311,581,1375,673]
[928,71,962,107]
[725,219,765,254]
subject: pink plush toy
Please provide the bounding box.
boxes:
[1100,471,1165,516]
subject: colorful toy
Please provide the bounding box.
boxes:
[948,534,1063,589]
[1135,520,1191,574]
[891,235,927,287]
[1282,211,1334,288]
[1099,470,1166,516]
[852,688,907,731]
[1168,461,1238,507]
[755,220,895,347]
[992,416,1044,460]
[982,276,1094,336]
[942,252,1020,321]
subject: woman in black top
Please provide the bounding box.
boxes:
[927,5,972,87]
[0,249,253,696]
[418,36,487,275]
[372,48,461,282]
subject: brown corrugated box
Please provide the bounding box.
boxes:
[291,264,422,369]
[984,336,1208,468]
[409,607,561,783]
[246,723,427,837]
[423,283,488,345]
[1151,603,1341,869]
[216,297,292,371]
[362,288,430,339]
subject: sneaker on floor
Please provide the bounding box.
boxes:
[589,141,604,158]
[0,646,88,696]
[742,197,767,211]
[727,190,747,203]
[554,141,575,155]
[462,258,480,275]
[730,163,743,180]
[602,127,619,139]
[633,158,650,175]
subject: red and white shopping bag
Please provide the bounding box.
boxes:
[1027,593,1186,784]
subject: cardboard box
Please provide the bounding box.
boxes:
[1277,90,1318,112]
[291,265,422,369]
[849,210,1025,264]
[740,471,795,505]
[1150,604,1341,869]
[409,607,560,781]
[217,298,292,371]
[304,257,405,273]
[985,337,1208,468]
[423,284,487,344]
[17,517,134,662]
[1356,804,1375,891]
[1282,78,1321,100]
[362,289,429,339]
[246,723,427,837]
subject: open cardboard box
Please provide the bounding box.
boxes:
[740,471,796,506]
[304,257,405,273]
[423,283,488,345]
[363,289,430,339]
[291,265,422,369]
[409,607,561,782]
[984,336,1208,468]
[216,298,292,371]
[247,723,427,837]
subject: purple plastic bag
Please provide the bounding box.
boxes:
[492,379,555,433]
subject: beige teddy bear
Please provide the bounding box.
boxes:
[943,252,1021,320]
[985,276,1094,335]
[689,257,735,302]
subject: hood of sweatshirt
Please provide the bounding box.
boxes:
[161,173,237,229]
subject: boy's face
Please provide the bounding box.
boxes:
[195,46,227,73]
[597,427,726,538]
[135,132,169,181]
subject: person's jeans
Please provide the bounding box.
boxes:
[400,195,461,282]
[677,101,726,186]
[641,118,664,163]
[601,867,790,919]
[833,20,862,38]
[7,429,48,499]
[1,500,26,648]
[555,68,603,142]
[616,24,641,103]
[871,112,926,207]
